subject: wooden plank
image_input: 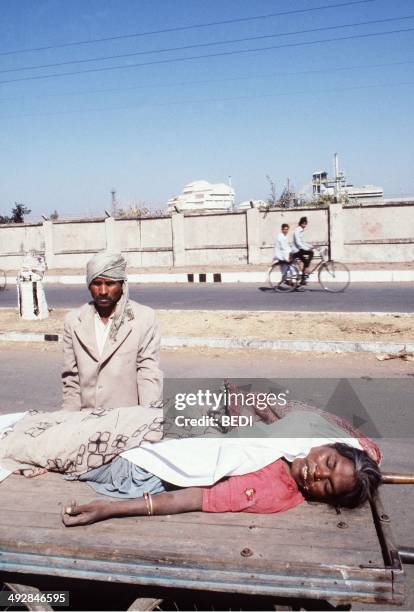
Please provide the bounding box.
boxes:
[0,474,384,569]
[0,474,403,606]
[0,507,383,559]
[0,489,372,531]
[0,519,384,569]
[0,473,376,529]
[0,490,378,537]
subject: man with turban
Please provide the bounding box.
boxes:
[62,251,163,411]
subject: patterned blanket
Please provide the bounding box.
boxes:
[0,405,163,477]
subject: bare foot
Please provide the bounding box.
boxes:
[62,499,110,527]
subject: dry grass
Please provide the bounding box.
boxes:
[0,308,412,342]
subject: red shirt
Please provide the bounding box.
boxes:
[202,459,304,514]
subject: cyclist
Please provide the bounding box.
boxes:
[292,216,314,285]
[273,223,292,276]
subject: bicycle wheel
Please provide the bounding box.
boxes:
[268,263,289,290]
[0,270,6,291]
[318,260,350,292]
[268,264,283,290]
[274,264,300,293]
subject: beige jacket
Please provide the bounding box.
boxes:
[62,300,163,411]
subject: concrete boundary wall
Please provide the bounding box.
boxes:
[0,203,413,269]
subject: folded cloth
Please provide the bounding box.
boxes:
[67,456,165,498]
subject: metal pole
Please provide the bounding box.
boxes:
[382,473,414,484]
[399,547,414,564]
[334,153,340,201]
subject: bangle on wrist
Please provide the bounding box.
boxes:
[143,491,154,516]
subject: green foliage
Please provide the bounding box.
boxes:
[310,194,336,207]
[1,202,31,223]
[11,202,31,223]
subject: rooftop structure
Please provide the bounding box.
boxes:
[312,154,383,202]
[167,180,235,213]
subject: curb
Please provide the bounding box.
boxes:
[0,332,60,343]
[5,270,414,285]
[162,337,414,354]
[1,331,413,354]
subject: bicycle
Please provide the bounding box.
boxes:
[267,247,350,293]
[0,269,6,292]
[292,246,350,293]
[267,261,301,292]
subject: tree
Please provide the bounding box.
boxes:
[11,202,31,223]
[266,175,277,207]
[279,186,297,209]
[50,210,59,220]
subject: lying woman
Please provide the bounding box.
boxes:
[0,403,382,527]
[62,441,381,527]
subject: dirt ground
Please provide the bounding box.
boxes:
[0,308,413,342]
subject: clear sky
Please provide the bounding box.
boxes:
[0,0,413,220]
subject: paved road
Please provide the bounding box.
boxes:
[1,282,414,312]
[1,344,412,414]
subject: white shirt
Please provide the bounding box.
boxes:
[273,232,291,262]
[292,226,312,252]
[94,312,113,357]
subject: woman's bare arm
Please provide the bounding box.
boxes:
[62,488,203,527]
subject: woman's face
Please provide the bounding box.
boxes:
[290,445,356,502]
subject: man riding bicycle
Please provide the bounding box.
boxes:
[292,216,314,286]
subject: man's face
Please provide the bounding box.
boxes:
[282,226,289,235]
[290,445,356,503]
[300,221,308,229]
[89,277,123,310]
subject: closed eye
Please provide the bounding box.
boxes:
[328,455,337,471]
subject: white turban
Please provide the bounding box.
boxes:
[86,251,134,339]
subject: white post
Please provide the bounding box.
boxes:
[329,203,344,260]
[42,220,54,268]
[171,212,185,266]
[105,216,118,251]
[17,254,49,320]
[246,207,261,264]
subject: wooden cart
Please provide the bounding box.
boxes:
[0,473,405,610]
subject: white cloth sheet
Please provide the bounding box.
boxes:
[122,411,362,487]
[0,412,27,482]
